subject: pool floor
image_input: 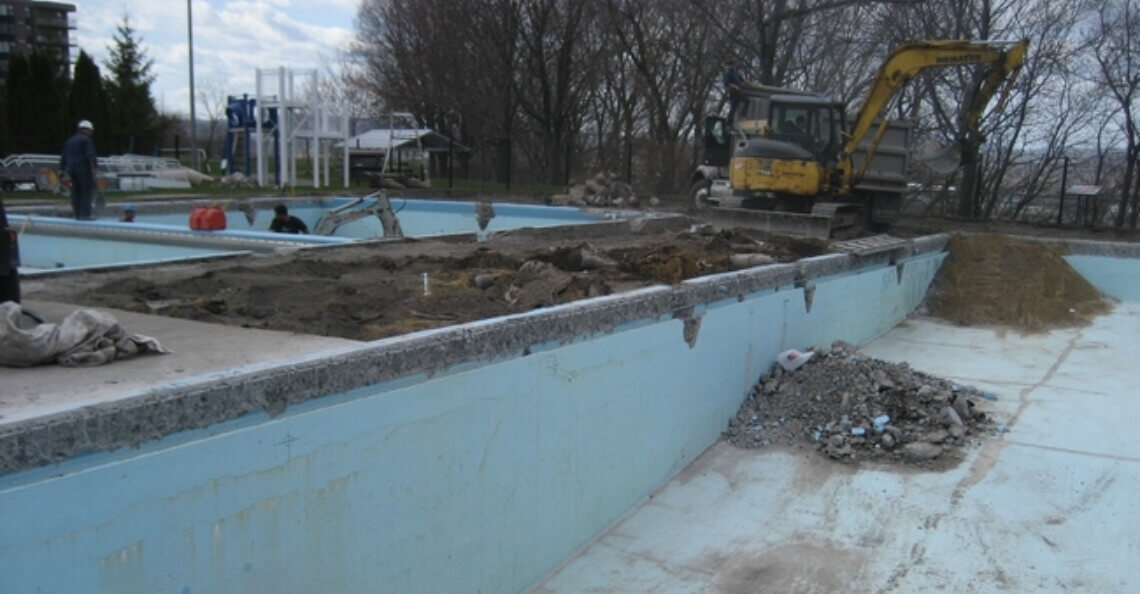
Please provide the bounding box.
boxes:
[530,304,1140,593]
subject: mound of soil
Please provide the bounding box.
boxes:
[725,342,996,470]
[63,226,827,341]
[926,234,1110,331]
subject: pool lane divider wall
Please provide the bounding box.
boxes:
[0,232,981,593]
[11,215,352,252]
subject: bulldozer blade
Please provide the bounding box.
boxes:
[701,207,834,239]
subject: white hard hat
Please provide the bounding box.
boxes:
[78,120,94,130]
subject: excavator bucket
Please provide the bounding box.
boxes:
[914,140,962,174]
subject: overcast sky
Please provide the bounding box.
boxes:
[73,0,359,117]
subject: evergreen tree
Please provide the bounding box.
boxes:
[26,50,69,154]
[103,16,165,154]
[4,53,31,153]
[69,51,109,140]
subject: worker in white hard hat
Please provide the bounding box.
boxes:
[59,119,98,220]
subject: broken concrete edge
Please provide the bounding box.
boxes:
[0,234,950,476]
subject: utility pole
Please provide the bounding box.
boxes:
[187,0,199,170]
[1056,155,1069,225]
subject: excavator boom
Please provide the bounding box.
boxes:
[842,39,1029,187]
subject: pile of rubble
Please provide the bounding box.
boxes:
[216,172,258,188]
[550,172,660,208]
[725,342,999,468]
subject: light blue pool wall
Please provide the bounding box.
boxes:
[17,231,233,270]
[1014,236,1140,302]
[4,237,1137,594]
[0,240,949,594]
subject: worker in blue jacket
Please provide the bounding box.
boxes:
[60,120,98,220]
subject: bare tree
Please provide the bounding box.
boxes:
[1087,0,1140,228]
[196,78,227,159]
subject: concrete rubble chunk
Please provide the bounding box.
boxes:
[903,442,943,460]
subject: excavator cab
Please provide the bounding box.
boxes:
[768,97,844,164]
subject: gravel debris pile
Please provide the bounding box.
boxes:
[724,342,999,469]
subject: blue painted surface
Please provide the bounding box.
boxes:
[10,199,599,271]
[1065,255,1140,301]
[0,252,945,594]
[17,231,236,271]
[107,198,600,238]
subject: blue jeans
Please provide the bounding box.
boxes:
[69,171,94,219]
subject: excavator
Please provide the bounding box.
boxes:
[691,39,1029,239]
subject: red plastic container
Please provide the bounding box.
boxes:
[189,206,226,231]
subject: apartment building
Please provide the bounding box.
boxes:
[0,0,75,87]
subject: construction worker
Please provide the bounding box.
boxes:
[723,60,746,124]
[0,194,19,303]
[269,204,309,234]
[60,120,98,220]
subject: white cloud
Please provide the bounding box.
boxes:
[72,0,358,116]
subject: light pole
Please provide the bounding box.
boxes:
[187,0,198,170]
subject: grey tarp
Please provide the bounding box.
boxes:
[0,302,166,367]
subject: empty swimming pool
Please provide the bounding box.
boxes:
[100,197,603,239]
[9,196,609,273]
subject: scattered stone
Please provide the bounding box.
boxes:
[472,274,497,289]
[948,424,965,439]
[940,406,964,427]
[729,253,776,268]
[926,429,949,444]
[904,442,943,461]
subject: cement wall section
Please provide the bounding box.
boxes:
[2,238,949,593]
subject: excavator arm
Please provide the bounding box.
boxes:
[840,39,1029,189]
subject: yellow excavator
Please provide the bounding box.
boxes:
[691,40,1029,237]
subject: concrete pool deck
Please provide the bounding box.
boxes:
[0,300,360,426]
[529,303,1140,593]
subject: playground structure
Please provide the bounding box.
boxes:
[222,67,351,189]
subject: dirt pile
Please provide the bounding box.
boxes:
[71,226,827,341]
[926,234,1110,330]
[725,342,997,469]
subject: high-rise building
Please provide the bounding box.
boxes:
[0,1,76,88]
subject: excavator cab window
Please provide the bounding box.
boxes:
[770,101,841,161]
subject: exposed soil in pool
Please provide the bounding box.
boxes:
[40,222,827,340]
[924,233,1112,331]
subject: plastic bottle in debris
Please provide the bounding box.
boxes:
[776,349,814,372]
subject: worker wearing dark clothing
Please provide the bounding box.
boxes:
[269,204,309,234]
[0,194,20,303]
[60,120,98,220]
[723,63,745,124]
